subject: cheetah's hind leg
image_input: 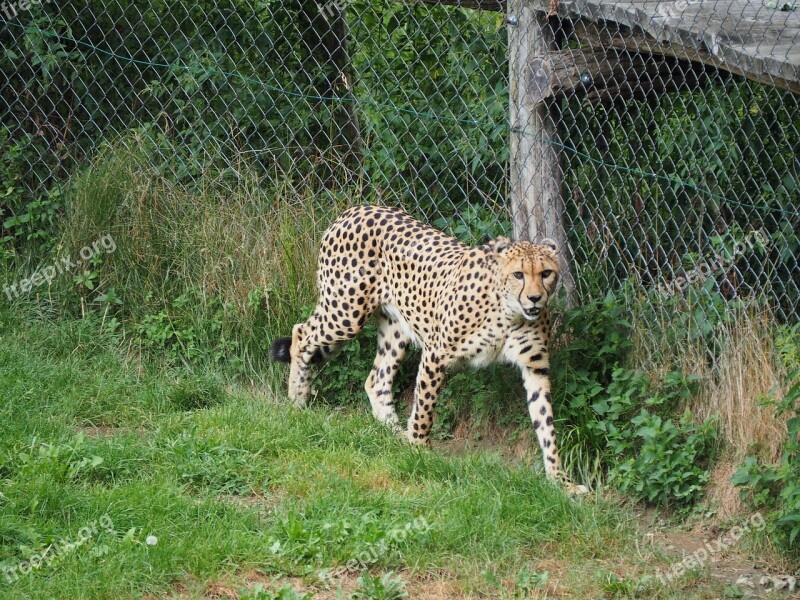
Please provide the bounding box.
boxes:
[364,310,411,432]
[271,306,366,407]
[270,329,345,409]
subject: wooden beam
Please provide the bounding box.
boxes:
[571,18,800,96]
[395,0,504,11]
[509,3,575,298]
[531,46,714,103]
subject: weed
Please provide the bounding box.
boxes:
[351,572,408,600]
[611,409,716,506]
[514,567,549,596]
[164,426,269,496]
[239,582,313,600]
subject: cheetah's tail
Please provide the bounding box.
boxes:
[269,337,326,364]
[269,337,292,362]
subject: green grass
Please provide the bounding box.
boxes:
[0,306,742,599]
[50,135,340,384]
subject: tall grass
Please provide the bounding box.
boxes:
[56,134,355,380]
[630,300,790,460]
[694,308,789,460]
[627,292,794,517]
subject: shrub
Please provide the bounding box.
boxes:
[610,409,716,506]
[552,292,716,506]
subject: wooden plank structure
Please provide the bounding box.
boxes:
[419,0,800,296]
[547,0,800,95]
[422,0,800,95]
[507,0,800,296]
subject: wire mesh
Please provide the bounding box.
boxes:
[1,1,798,349]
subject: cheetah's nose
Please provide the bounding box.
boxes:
[528,294,542,303]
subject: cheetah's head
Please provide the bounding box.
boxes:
[492,237,560,321]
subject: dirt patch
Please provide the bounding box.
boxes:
[77,425,147,438]
[437,422,538,466]
[176,570,471,600]
[639,509,798,598]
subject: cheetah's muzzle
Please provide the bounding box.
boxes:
[524,306,541,319]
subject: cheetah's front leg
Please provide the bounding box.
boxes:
[407,350,448,445]
[521,367,588,496]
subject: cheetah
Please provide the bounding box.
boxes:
[270,205,587,495]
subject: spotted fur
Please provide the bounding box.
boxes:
[270,205,587,495]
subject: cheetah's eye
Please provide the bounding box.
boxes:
[512,271,524,280]
[541,270,553,279]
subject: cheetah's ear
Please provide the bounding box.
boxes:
[539,238,558,256]
[491,236,513,253]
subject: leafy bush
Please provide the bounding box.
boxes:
[553,290,634,386]
[552,290,635,456]
[610,409,716,506]
[133,291,240,371]
[552,292,716,506]
[587,367,714,507]
[0,128,63,266]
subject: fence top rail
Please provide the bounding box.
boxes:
[522,0,800,93]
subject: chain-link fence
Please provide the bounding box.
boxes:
[1,1,798,346]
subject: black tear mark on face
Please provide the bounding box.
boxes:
[515,257,527,308]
